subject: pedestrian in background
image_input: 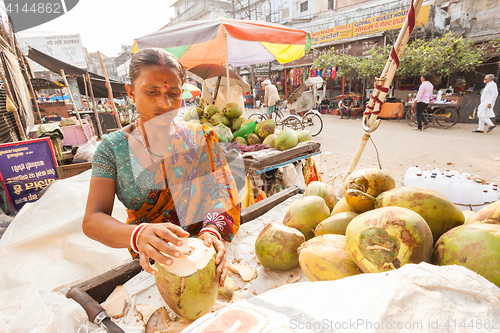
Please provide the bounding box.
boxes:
[339,94,354,119]
[412,73,433,131]
[262,79,279,119]
[473,74,498,133]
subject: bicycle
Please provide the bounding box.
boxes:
[405,104,460,128]
[249,101,304,132]
[249,100,324,136]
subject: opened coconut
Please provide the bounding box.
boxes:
[255,223,305,271]
[343,169,395,213]
[155,238,218,320]
[432,223,500,288]
[346,206,433,273]
[298,234,362,281]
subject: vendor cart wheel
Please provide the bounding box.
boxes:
[433,106,460,128]
[405,109,417,127]
[249,112,267,122]
[302,111,323,136]
[281,115,304,131]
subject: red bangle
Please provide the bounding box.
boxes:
[130,223,148,253]
[199,228,221,241]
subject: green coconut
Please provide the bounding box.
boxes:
[283,196,330,240]
[346,206,433,273]
[190,106,204,119]
[314,211,359,236]
[222,102,243,119]
[231,117,246,132]
[255,223,305,271]
[432,223,500,288]
[246,133,262,145]
[232,136,247,145]
[375,186,465,243]
[297,130,312,143]
[203,104,220,119]
[298,234,362,281]
[467,200,500,225]
[275,128,298,151]
[262,134,277,148]
[155,238,219,320]
[210,113,231,127]
[255,119,276,139]
[303,181,338,212]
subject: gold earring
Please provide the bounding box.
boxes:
[131,98,135,103]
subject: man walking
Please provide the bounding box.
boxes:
[262,79,279,119]
[474,74,498,133]
[412,73,433,131]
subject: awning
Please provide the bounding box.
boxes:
[30,78,65,91]
[27,47,128,98]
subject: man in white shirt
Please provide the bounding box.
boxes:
[474,74,498,133]
[262,79,280,119]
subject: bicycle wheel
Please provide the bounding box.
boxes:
[281,115,304,131]
[434,106,459,128]
[302,111,323,136]
[248,112,267,122]
[405,109,417,127]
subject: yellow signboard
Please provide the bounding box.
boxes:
[311,23,352,44]
[353,5,430,36]
[311,5,430,44]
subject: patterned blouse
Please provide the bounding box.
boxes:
[92,121,240,242]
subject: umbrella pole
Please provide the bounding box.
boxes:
[97,51,122,129]
[60,69,90,142]
[86,73,103,138]
[82,74,89,110]
[340,0,423,191]
[213,76,222,102]
[224,26,231,104]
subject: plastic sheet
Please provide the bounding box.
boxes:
[0,170,131,332]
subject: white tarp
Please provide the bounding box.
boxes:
[1,170,500,333]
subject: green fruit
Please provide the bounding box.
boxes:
[191,106,204,119]
[283,196,330,240]
[255,223,305,271]
[375,186,465,243]
[203,104,220,119]
[183,109,193,121]
[246,133,262,145]
[315,211,359,236]
[262,134,277,148]
[210,113,231,127]
[467,200,500,225]
[297,130,312,143]
[298,234,362,281]
[275,128,298,151]
[222,102,243,119]
[231,117,246,132]
[155,238,218,320]
[346,206,433,273]
[232,137,247,145]
[255,119,276,139]
[432,223,500,288]
[304,181,338,212]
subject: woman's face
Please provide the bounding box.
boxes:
[126,65,183,124]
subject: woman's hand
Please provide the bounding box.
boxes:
[198,232,227,287]
[135,222,190,275]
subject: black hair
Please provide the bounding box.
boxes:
[422,73,431,81]
[129,48,185,86]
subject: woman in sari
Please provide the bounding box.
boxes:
[83,48,240,286]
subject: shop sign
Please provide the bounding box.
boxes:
[0,138,58,211]
[353,5,430,37]
[311,5,430,44]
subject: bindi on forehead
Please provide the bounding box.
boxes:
[164,81,169,88]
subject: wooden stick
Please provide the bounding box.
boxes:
[342,0,424,184]
[0,66,27,141]
[86,73,103,137]
[97,51,122,129]
[60,69,90,142]
[22,63,43,124]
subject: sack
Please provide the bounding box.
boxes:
[73,136,98,162]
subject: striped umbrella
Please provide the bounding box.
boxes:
[182,83,201,99]
[133,18,311,69]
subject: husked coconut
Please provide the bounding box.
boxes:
[155,238,218,320]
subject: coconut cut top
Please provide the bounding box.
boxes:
[159,238,216,277]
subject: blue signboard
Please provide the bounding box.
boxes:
[0,138,58,211]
